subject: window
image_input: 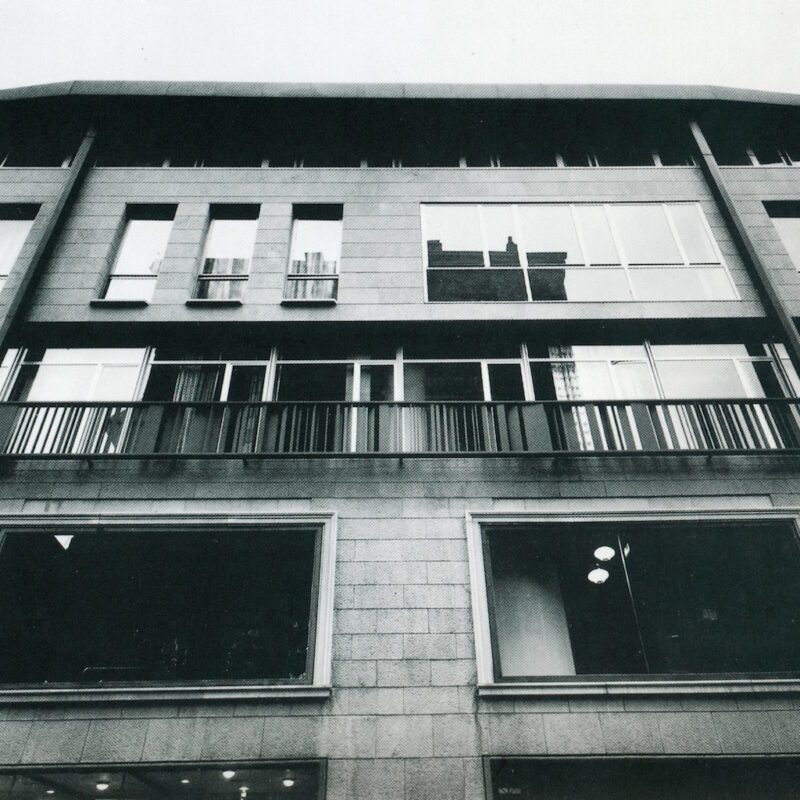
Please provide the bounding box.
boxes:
[103,205,175,302]
[765,201,800,270]
[0,522,330,688]
[422,203,737,302]
[488,758,800,800]
[0,765,326,800]
[284,205,342,302]
[194,205,259,300]
[3,348,148,455]
[0,205,37,292]
[481,518,800,680]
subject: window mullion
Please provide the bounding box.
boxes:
[480,362,492,401]
[604,204,636,300]
[663,204,690,267]
[617,533,651,674]
[520,342,535,400]
[512,205,533,301]
[478,205,491,269]
[643,341,666,399]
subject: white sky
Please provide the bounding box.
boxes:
[1,0,799,93]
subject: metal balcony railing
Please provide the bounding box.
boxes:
[0,399,799,458]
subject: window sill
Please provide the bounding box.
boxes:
[281,298,337,306]
[185,299,243,307]
[478,678,800,698]
[0,684,331,704]
[90,299,149,308]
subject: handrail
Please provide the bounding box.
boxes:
[0,398,798,458]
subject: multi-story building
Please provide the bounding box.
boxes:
[0,81,800,798]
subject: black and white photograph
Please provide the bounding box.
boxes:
[0,1,799,797]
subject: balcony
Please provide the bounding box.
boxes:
[0,399,798,459]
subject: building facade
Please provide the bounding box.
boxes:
[0,82,799,798]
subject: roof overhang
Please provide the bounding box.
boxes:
[0,80,799,106]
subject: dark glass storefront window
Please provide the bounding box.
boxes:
[485,519,800,679]
[0,764,325,800]
[0,527,318,684]
[489,758,800,800]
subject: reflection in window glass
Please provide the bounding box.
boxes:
[205,218,258,259]
[629,267,736,301]
[0,214,34,291]
[518,206,583,265]
[559,268,632,301]
[487,364,525,401]
[573,205,619,264]
[275,364,349,401]
[669,204,718,263]
[404,363,483,401]
[425,205,484,267]
[14,349,146,402]
[358,365,394,401]
[482,205,520,267]
[489,757,800,800]
[766,203,800,271]
[611,205,682,264]
[114,219,173,276]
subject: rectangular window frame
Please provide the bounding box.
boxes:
[190,205,260,305]
[282,205,343,305]
[0,512,336,704]
[466,508,800,698]
[98,205,176,306]
[421,202,739,303]
[0,204,38,293]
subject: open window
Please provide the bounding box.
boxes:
[0,517,335,697]
[102,205,176,303]
[477,517,800,683]
[0,204,38,293]
[193,205,259,301]
[284,205,342,303]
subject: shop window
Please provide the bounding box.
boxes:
[483,518,800,679]
[0,525,322,684]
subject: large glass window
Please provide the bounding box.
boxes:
[423,203,736,302]
[766,201,800,271]
[194,205,259,300]
[0,765,325,800]
[103,206,175,302]
[284,204,343,302]
[0,526,320,683]
[0,205,37,293]
[488,758,800,800]
[484,519,800,679]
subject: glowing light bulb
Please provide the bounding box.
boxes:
[593,545,615,562]
[282,770,295,789]
[588,567,610,584]
[222,771,236,781]
[95,783,110,792]
[180,780,190,785]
